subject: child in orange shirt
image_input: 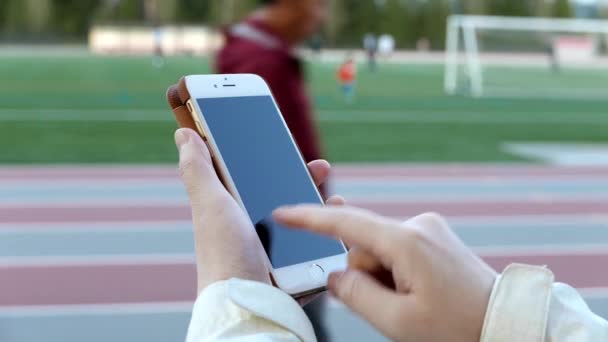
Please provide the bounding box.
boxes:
[337,56,357,103]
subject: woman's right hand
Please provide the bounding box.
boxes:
[273,206,497,342]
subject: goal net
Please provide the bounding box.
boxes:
[444,15,608,99]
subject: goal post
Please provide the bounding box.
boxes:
[445,15,608,99]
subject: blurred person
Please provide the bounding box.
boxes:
[416,37,430,52]
[213,3,330,337]
[152,22,165,68]
[547,39,561,73]
[336,55,357,103]
[215,0,328,169]
[378,33,395,57]
[309,34,324,56]
[363,33,378,71]
[174,127,608,341]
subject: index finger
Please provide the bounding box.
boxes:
[273,205,398,268]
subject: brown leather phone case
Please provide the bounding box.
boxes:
[166,77,229,188]
[166,77,199,134]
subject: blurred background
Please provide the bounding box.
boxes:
[1,1,608,341]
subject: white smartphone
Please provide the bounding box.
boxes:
[182,74,347,297]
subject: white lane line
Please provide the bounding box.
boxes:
[0,254,195,267]
[0,220,192,233]
[0,178,181,186]
[447,214,608,225]
[1,288,606,316]
[3,194,608,207]
[0,215,606,233]
[4,174,608,184]
[475,244,608,257]
[1,244,607,268]
[0,199,188,208]
[0,301,193,316]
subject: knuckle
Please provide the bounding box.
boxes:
[403,212,449,237]
[337,271,362,302]
[418,212,448,231]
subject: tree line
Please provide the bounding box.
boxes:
[0,0,589,48]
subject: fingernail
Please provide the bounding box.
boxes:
[328,271,345,293]
[174,129,189,151]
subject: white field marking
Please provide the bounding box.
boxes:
[0,301,193,317]
[319,112,608,125]
[0,254,195,268]
[474,244,608,257]
[503,142,608,166]
[2,108,608,125]
[0,220,191,233]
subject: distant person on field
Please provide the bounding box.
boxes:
[309,34,323,56]
[547,39,561,73]
[216,0,327,169]
[378,33,395,58]
[336,55,357,103]
[152,21,165,68]
[363,33,378,71]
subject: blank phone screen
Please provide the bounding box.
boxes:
[197,96,344,268]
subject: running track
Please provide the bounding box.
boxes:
[1,164,607,342]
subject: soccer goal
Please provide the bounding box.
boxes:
[444,15,608,99]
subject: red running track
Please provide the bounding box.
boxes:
[1,164,607,309]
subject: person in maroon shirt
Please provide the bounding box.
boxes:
[216,3,331,339]
[215,0,329,166]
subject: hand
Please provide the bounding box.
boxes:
[273,206,497,342]
[175,128,343,293]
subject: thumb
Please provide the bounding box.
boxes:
[175,128,226,205]
[328,269,405,337]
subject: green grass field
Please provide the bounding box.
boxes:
[1,54,608,164]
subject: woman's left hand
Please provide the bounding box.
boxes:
[175,128,342,293]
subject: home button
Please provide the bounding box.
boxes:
[308,264,325,280]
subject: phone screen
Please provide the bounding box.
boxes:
[197,95,344,268]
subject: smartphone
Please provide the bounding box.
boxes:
[180,74,347,297]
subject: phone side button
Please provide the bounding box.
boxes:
[308,264,325,281]
[186,100,194,113]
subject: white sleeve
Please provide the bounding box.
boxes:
[186,278,317,342]
[480,264,608,342]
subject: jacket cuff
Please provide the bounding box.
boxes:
[480,263,555,342]
[187,279,316,342]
